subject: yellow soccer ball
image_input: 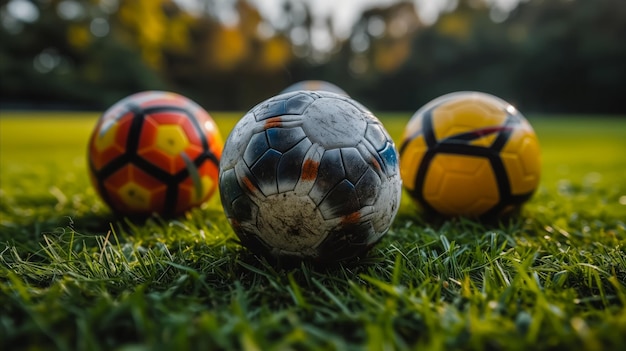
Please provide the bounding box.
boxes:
[399,91,541,218]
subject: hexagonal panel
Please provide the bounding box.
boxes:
[399,134,427,192]
[500,131,541,195]
[424,154,499,216]
[301,97,368,149]
[138,114,203,174]
[89,112,134,170]
[432,98,507,142]
[155,110,206,149]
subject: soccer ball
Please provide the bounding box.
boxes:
[87,91,223,217]
[399,91,541,218]
[219,91,401,262]
[280,80,349,96]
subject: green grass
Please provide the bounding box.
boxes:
[1,111,626,350]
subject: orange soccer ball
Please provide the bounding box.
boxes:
[399,91,541,219]
[87,91,223,217]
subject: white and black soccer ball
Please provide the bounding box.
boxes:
[219,91,402,262]
[280,80,349,96]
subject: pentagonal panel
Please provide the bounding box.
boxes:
[103,164,167,214]
[301,97,368,149]
[156,125,189,156]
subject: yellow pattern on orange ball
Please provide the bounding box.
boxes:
[156,124,190,156]
[118,182,153,211]
[94,123,119,151]
[87,90,223,217]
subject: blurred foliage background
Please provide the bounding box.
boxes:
[0,0,624,114]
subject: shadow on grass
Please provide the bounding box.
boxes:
[395,204,527,232]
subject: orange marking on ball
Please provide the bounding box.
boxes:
[341,212,361,226]
[264,117,282,129]
[301,159,319,181]
[371,157,382,171]
[241,176,257,193]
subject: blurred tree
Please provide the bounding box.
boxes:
[165,0,293,110]
[0,0,624,113]
[339,0,515,110]
[116,0,169,68]
[356,3,422,75]
[330,2,423,109]
[331,0,626,113]
[512,0,626,113]
[0,0,168,109]
[0,0,294,110]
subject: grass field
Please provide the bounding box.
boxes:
[1,111,625,350]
